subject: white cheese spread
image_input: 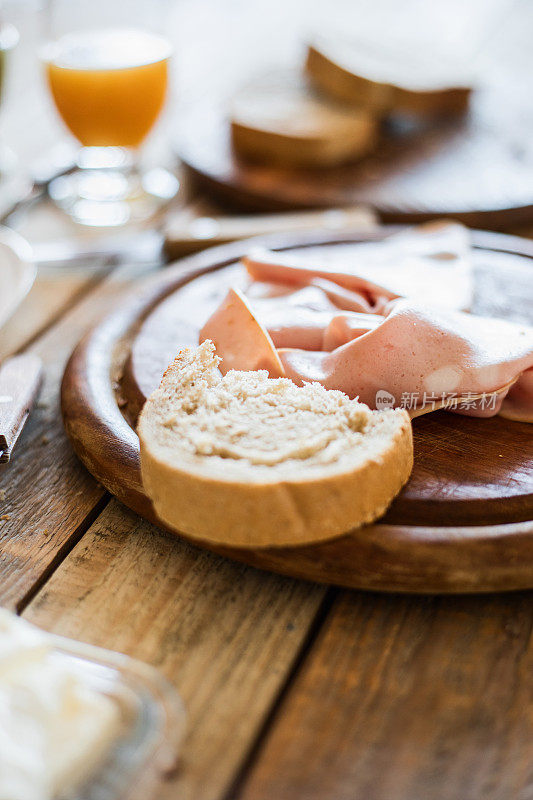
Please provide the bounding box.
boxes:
[0,609,121,800]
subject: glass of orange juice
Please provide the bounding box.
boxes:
[42,2,177,226]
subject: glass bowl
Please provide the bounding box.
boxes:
[47,635,185,800]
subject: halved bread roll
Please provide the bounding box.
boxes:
[138,341,413,548]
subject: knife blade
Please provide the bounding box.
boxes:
[30,206,377,270]
[32,229,165,271]
[0,354,43,464]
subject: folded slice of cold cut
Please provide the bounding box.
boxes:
[244,220,473,312]
[199,287,285,377]
[278,301,533,419]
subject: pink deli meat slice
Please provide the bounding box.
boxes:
[199,287,285,377]
[278,300,533,418]
[198,224,532,420]
[246,283,382,350]
[500,368,533,423]
[243,220,473,312]
[243,250,393,312]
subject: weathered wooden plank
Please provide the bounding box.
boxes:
[235,589,533,800]
[0,270,106,360]
[0,264,151,608]
[23,499,326,800]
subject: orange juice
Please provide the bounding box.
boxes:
[44,29,171,148]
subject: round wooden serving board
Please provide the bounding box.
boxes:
[176,87,533,230]
[62,228,533,593]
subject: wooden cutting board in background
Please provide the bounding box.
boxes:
[61,228,533,594]
[176,80,533,229]
[173,0,533,228]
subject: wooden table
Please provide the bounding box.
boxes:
[1,2,532,799]
[0,220,531,800]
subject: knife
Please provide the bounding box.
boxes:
[31,206,376,269]
[0,354,43,464]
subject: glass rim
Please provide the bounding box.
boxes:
[40,27,173,69]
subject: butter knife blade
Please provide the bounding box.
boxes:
[31,206,376,270]
[32,229,165,271]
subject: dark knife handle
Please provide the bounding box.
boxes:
[0,354,43,463]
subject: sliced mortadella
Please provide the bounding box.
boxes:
[500,369,533,422]
[260,306,336,350]
[249,284,340,350]
[279,300,533,419]
[407,379,517,419]
[322,313,383,351]
[251,283,342,317]
[308,277,378,313]
[243,248,397,310]
[199,287,285,377]
[262,307,380,351]
[243,220,473,312]
[250,285,382,350]
[324,220,473,310]
[245,280,302,300]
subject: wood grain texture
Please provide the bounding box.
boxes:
[22,499,326,800]
[235,589,533,800]
[60,229,533,593]
[0,270,108,360]
[0,264,152,610]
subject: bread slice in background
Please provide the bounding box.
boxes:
[138,342,413,548]
[230,70,377,168]
[306,36,473,116]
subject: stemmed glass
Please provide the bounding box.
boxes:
[41,0,178,226]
